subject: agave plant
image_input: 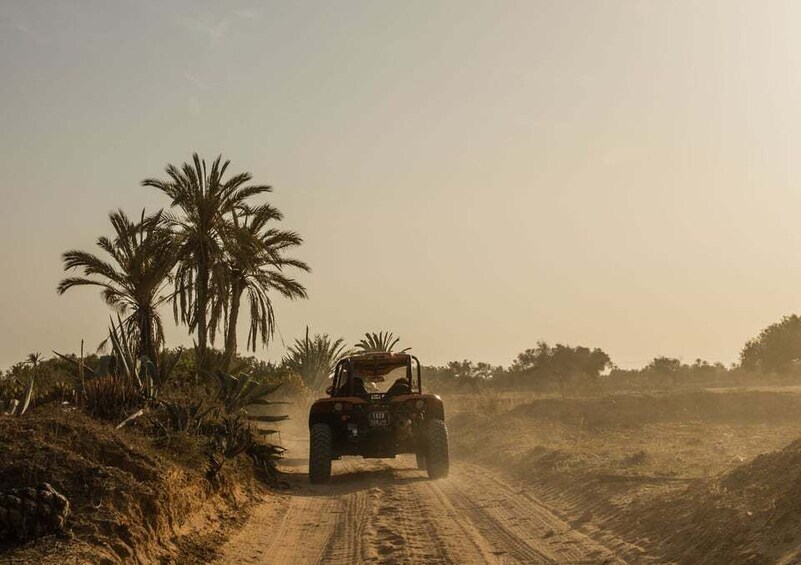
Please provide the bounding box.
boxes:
[52,351,97,381]
[355,331,410,353]
[212,371,287,423]
[206,415,254,480]
[50,351,136,421]
[52,321,182,425]
[206,370,289,479]
[247,441,287,483]
[2,374,34,417]
[282,327,349,390]
[154,399,213,435]
[104,314,182,400]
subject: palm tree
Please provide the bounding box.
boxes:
[355,331,410,353]
[142,153,272,369]
[25,352,43,370]
[142,154,271,369]
[58,210,176,362]
[214,205,310,370]
[283,327,348,390]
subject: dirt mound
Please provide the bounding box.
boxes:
[510,390,801,427]
[0,406,259,563]
[623,437,801,563]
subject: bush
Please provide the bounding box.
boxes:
[83,374,141,421]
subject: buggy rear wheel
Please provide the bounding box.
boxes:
[415,451,426,470]
[309,423,332,484]
[425,418,449,479]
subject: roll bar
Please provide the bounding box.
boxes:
[330,355,422,396]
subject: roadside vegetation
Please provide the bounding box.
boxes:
[0,154,313,561]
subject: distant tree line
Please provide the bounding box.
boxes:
[423,314,801,394]
[422,342,613,394]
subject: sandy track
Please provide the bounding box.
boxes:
[216,454,623,564]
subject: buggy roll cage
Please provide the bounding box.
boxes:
[330,354,422,397]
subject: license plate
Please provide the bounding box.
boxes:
[369,411,389,427]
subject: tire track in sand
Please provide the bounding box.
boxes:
[423,463,622,563]
[216,456,626,564]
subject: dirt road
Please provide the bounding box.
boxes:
[216,454,624,564]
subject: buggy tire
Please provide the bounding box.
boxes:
[425,418,449,479]
[309,423,332,484]
[415,451,426,470]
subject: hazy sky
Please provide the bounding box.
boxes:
[2,0,801,369]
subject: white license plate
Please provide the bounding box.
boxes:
[369,411,389,426]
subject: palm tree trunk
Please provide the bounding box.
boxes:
[223,281,244,372]
[139,306,158,364]
[196,258,209,369]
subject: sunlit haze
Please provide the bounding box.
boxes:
[2,1,800,369]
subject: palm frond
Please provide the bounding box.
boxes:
[58,208,176,360]
[356,331,410,353]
